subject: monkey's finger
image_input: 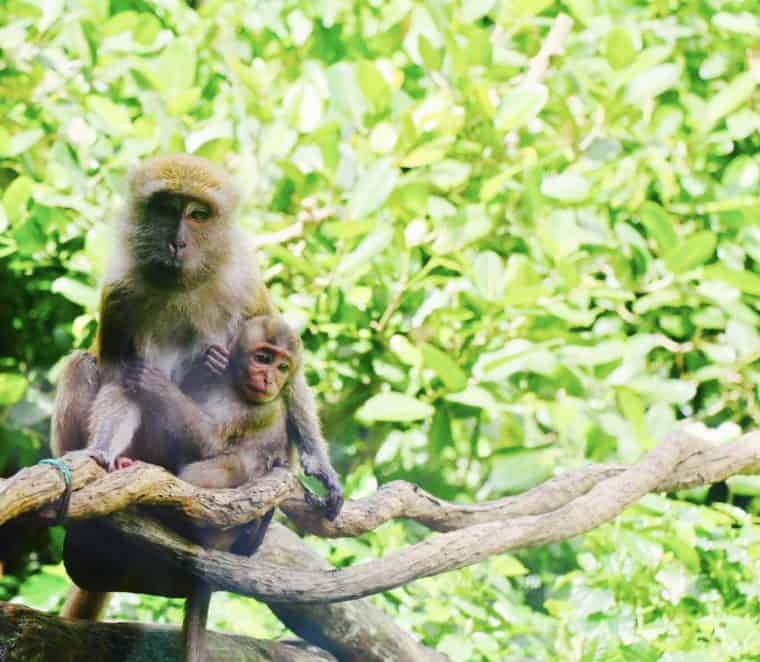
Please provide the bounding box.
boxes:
[86,448,110,470]
[326,491,344,521]
[206,354,227,369]
[303,490,326,511]
[205,361,226,375]
[206,356,229,374]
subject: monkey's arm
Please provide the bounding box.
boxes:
[286,373,344,520]
[124,364,226,459]
[87,285,144,469]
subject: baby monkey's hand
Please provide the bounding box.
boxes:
[204,345,230,376]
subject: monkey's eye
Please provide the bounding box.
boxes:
[150,193,182,216]
[186,201,211,222]
[254,351,272,364]
[278,362,289,374]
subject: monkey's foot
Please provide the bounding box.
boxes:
[85,448,111,470]
[113,456,136,470]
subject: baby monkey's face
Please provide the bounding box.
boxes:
[234,317,298,403]
[239,343,292,403]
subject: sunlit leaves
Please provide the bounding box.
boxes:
[356,392,435,423]
[2,0,760,655]
[494,83,548,132]
[0,373,27,405]
[346,158,398,219]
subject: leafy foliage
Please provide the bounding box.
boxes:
[0,0,759,658]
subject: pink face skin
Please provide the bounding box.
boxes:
[239,343,293,403]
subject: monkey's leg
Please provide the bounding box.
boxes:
[51,351,100,457]
[88,383,142,469]
[183,582,212,662]
[230,508,275,556]
[60,586,111,620]
[287,374,344,520]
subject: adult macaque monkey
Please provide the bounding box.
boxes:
[124,315,301,661]
[51,154,343,621]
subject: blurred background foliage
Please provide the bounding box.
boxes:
[0,0,759,659]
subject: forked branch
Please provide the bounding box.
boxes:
[2,428,760,604]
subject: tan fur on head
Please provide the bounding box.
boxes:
[128,154,241,218]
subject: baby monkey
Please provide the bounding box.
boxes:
[123,315,310,662]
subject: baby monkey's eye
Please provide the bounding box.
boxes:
[278,362,289,374]
[254,352,272,364]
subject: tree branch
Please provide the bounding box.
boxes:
[96,428,759,604]
[4,428,760,607]
[0,452,297,529]
[0,601,336,662]
[281,429,760,537]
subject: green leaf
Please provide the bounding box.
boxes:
[421,343,468,391]
[472,250,505,301]
[400,138,452,168]
[702,73,756,131]
[3,176,35,226]
[356,393,435,423]
[87,96,133,135]
[638,202,677,254]
[347,158,398,218]
[461,0,496,23]
[445,385,496,410]
[389,335,422,366]
[356,60,391,111]
[155,38,197,97]
[540,172,590,202]
[703,264,760,296]
[429,160,471,191]
[495,83,548,132]
[626,63,681,102]
[483,447,560,494]
[0,373,28,405]
[51,277,98,309]
[605,27,636,70]
[727,475,760,496]
[664,231,717,274]
[6,129,43,156]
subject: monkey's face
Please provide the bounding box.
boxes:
[237,343,293,403]
[135,191,225,287]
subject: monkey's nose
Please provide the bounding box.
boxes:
[169,240,187,256]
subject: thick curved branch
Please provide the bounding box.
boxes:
[282,430,760,537]
[104,429,724,604]
[0,452,296,529]
[0,601,335,662]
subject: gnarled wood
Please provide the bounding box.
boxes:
[0,601,336,662]
[6,429,759,541]
[281,429,760,537]
[0,452,297,529]
[259,523,449,662]
[96,429,751,604]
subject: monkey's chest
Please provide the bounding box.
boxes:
[135,321,231,381]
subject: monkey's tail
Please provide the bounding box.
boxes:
[183,583,212,662]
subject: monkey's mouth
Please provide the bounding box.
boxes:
[244,382,275,401]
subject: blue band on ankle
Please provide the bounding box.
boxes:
[38,458,72,488]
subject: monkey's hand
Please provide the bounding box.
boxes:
[302,459,344,521]
[85,447,126,473]
[124,362,171,398]
[204,344,230,376]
